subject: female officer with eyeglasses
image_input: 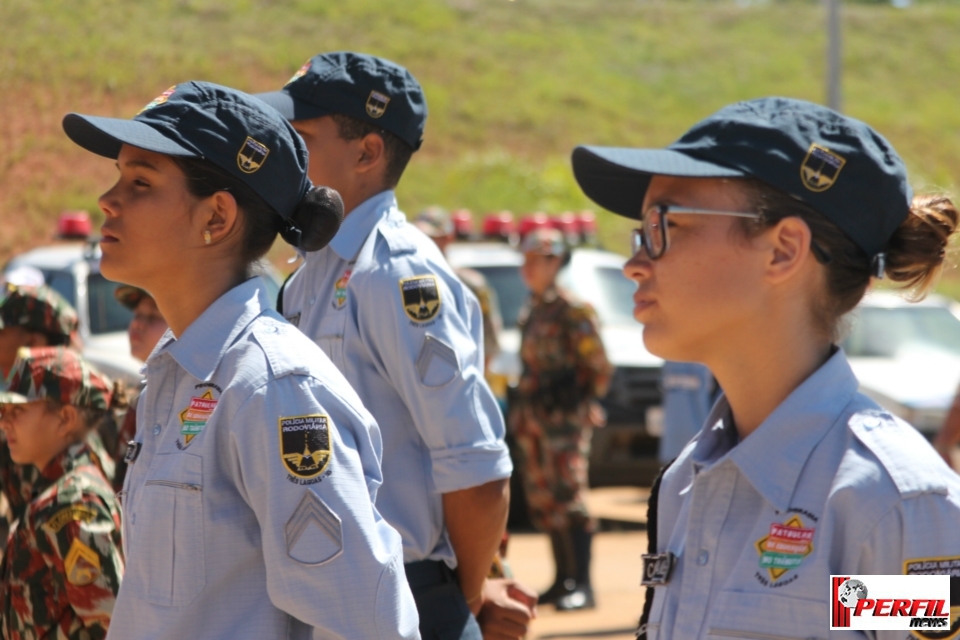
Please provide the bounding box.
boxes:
[572,97,960,639]
[62,82,418,639]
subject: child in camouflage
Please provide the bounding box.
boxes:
[0,346,123,639]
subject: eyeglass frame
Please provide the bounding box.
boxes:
[630,204,833,264]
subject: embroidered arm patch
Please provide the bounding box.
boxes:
[285,489,343,565]
[416,335,460,387]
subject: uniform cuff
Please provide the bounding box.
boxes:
[430,443,513,494]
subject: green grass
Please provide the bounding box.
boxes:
[4,0,960,282]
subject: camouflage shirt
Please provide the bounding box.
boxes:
[0,433,115,555]
[512,287,612,438]
[0,442,123,640]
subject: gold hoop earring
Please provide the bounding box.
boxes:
[204,231,212,245]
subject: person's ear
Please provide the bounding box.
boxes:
[197,190,241,246]
[763,217,813,284]
[55,404,80,440]
[355,132,385,176]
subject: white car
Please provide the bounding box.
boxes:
[842,291,960,437]
[4,240,282,387]
[445,242,664,486]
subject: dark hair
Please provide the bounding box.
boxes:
[330,113,414,188]
[737,178,959,340]
[171,157,343,259]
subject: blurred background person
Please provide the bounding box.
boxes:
[510,228,611,612]
[934,386,960,470]
[658,361,720,464]
[110,286,168,490]
[0,284,116,553]
[0,347,124,638]
[415,206,503,373]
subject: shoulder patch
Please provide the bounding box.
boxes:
[904,556,960,576]
[279,414,333,484]
[64,538,101,586]
[849,410,950,498]
[45,506,97,534]
[400,275,441,323]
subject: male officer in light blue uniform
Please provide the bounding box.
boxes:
[62,81,418,639]
[259,53,516,639]
[658,361,717,464]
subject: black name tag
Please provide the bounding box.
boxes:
[124,441,142,464]
[641,552,676,586]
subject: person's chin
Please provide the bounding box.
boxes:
[641,323,683,362]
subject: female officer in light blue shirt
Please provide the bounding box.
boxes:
[572,97,960,639]
[62,81,419,639]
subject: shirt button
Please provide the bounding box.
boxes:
[153,424,162,436]
[308,296,316,306]
[696,550,709,566]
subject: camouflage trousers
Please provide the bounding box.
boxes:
[513,427,593,532]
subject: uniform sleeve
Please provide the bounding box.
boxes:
[37,496,123,639]
[227,375,419,640]
[356,256,512,494]
[855,490,960,576]
[566,304,612,401]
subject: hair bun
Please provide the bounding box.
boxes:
[280,186,345,252]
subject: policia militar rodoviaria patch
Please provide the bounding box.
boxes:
[279,414,333,485]
[400,275,441,323]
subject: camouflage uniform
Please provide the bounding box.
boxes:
[0,347,123,638]
[510,285,611,531]
[0,285,82,555]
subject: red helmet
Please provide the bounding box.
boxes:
[450,209,474,240]
[482,211,516,242]
[518,212,550,238]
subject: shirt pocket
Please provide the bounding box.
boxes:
[126,452,205,607]
[705,591,827,640]
[316,314,347,372]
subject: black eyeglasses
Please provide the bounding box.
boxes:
[631,205,762,260]
[630,204,833,265]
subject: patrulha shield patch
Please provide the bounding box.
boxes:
[400,275,441,322]
[279,414,332,479]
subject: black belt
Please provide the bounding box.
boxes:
[404,559,457,590]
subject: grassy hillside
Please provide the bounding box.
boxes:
[3,0,960,286]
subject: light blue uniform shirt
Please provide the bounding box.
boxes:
[109,279,419,640]
[282,190,513,566]
[645,349,960,640]
[659,361,717,463]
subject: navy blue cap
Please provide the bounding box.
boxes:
[572,97,912,259]
[62,81,311,221]
[257,52,427,151]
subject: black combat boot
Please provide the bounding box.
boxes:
[538,529,575,605]
[555,523,595,611]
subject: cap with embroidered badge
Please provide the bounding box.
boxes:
[61,81,311,224]
[571,96,912,263]
[521,228,567,257]
[4,347,112,410]
[256,51,427,151]
[0,283,78,342]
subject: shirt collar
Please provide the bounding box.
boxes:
[40,441,90,483]
[690,348,860,511]
[329,190,397,261]
[157,278,269,382]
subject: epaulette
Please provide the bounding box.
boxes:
[849,410,951,498]
[377,223,417,256]
[251,315,311,379]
